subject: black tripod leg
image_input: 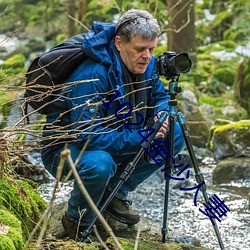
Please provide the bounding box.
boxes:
[162,114,175,243]
[177,112,225,250]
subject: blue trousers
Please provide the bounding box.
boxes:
[41,123,185,226]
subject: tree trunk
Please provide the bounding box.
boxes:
[167,0,196,63]
[67,0,77,36]
[78,0,88,20]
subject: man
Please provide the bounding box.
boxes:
[41,9,185,241]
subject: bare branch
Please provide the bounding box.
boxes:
[63,148,124,250]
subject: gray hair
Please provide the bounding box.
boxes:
[115,9,160,43]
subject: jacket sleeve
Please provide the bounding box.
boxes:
[65,61,145,156]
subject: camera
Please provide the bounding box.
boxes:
[156,51,192,79]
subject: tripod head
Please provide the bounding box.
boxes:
[168,76,182,100]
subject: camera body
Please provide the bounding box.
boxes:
[156,51,192,79]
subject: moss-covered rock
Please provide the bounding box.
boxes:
[209,120,250,160]
[0,209,24,250]
[107,237,210,250]
[40,202,211,250]
[0,174,47,239]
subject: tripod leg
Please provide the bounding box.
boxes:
[177,112,225,250]
[162,114,175,243]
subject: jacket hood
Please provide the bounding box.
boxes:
[82,21,116,65]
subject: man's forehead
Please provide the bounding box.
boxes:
[129,35,157,46]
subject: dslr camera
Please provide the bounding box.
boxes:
[156,51,192,79]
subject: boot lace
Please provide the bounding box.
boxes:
[123,200,132,209]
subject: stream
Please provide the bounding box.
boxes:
[38,154,250,250]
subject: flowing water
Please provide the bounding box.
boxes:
[38,156,250,250]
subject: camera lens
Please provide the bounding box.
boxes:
[174,53,192,73]
[156,51,192,79]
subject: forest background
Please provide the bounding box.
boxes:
[0,0,250,124]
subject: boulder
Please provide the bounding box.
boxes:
[209,120,250,160]
[213,157,250,184]
[41,201,211,250]
[179,100,211,148]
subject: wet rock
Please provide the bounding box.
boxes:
[179,100,211,148]
[45,201,211,250]
[213,157,250,184]
[209,119,250,160]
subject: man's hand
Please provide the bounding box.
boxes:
[154,111,169,139]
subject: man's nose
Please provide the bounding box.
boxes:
[142,49,151,59]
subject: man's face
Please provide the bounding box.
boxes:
[115,35,157,74]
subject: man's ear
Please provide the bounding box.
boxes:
[115,36,122,51]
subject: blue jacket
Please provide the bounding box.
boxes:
[44,21,170,156]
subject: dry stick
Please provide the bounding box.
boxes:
[134,220,142,250]
[62,148,124,250]
[93,225,110,250]
[22,154,65,249]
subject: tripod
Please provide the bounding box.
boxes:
[82,77,225,250]
[161,77,225,249]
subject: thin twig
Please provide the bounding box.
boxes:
[134,220,142,250]
[61,148,124,250]
[93,225,110,250]
[68,14,90,31]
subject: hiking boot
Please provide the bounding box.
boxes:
[105,195,140,225]
[61,213,97,243]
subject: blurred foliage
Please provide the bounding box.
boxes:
[235,57,250,116]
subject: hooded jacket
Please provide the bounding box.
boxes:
[43,21,170,156]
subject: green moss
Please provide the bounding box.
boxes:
[1,54,25,69]
[0,54,26,86]
[199,95,224,107]
[209,120,250,150]
[213,120,250,133]
[84,243,100,250]
[106,237,206,250]
[0,175,47,239]
[0,235,16,250]
[7,228,24,249]
[0,209,21,229]
[0,209,24,249]
[213,67,235,86]
[199,90,249,121]
[217,40,237,51]
[0,91,17,108]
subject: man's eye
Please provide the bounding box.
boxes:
[136,49,143,52]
